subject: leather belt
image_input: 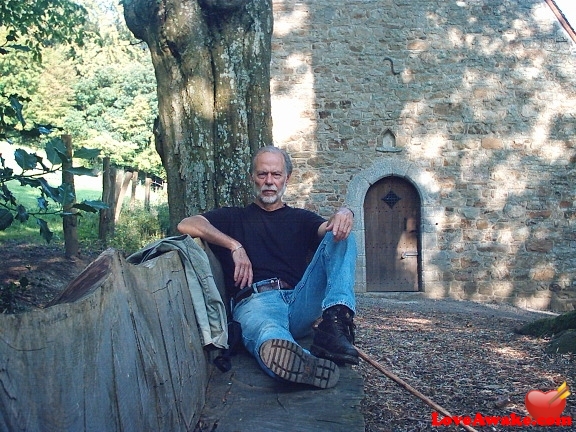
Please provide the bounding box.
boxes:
[233,277,293,305]
[253,277,292,293]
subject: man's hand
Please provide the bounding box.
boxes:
[177,215,254,288]
[231,245,253,288]
[323,207,354,241]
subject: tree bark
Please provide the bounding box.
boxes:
[130,170,138,210]
[61,134,79,258]
[144,176,152,210]
[123,0,273,233]
[99,157,116,242]
[0,249,208,431]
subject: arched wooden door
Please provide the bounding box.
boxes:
[364,176,421,292]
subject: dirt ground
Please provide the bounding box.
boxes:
[0,241,101,312]
[1,242,574,431]
[355,296,575,431]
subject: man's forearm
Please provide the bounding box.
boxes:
[177,215,241,252]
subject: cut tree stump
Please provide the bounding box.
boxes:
[0,249,208,432]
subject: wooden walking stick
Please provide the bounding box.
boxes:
[355,346,479,432]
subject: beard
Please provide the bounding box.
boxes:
[255,182,287,205]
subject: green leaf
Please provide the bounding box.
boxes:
[72,203,96,212]
[45,138,68,165]
[7,44,32,53]
[37,196,49,211]
[15,205,29,223]
[0,166,14,179]
[0,209,14,230]
[74,147,101,160]
[9,96,25,127]
[1,183,17,205]
[37,218,53,243]
[73,200,109,213]
[14,149,39,170]
[58,182,76,207]
[19,129,42,139]
[37,178,60,202]
[19,177,42,188]
[64,166,97,176]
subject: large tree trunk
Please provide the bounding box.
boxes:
[123,0,273,232]
[0,249,208,432]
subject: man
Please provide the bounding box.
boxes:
[177,146,358,389]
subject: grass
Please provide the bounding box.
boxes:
[0,175,103,244]
[1,141,104,245]
[1,174,169,254]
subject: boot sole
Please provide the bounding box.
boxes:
[259,339,340,389]
[310,343,360,365]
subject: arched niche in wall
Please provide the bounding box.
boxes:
[376,129,402,153]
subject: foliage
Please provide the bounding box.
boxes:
[0,0,161,242]
[0,0,91,61]
[1,0,163,177]
[0,0,94,142]
[108,202,169,254]
[65,60,160,174]
[0,183,101,243]
[0,135,108,242]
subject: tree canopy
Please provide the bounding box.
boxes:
[0,0,161,241]
[0,0,162,176]
[0,0,90,60]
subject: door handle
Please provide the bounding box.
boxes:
[401,251,418,259]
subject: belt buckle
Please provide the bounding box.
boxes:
[253,277,280,293]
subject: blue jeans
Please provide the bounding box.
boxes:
[232,232,357,377]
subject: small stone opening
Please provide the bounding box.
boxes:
[376,129,401,152]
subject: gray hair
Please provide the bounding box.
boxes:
[251,146,293,176]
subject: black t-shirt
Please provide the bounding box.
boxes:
[203,203,325,294]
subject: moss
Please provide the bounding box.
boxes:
[545,329,576,354]
[515,310,576,337]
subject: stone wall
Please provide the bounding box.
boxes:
[270,0,576,311]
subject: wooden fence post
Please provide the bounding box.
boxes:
[61,134,79,258]
[99,157,116,242]
[130,171,138,210]
[114,170,133,222]
[144,177,152,211]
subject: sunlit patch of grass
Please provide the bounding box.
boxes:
[0,179,103,244]
[1,169,169,257]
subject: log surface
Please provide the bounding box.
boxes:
[0,249,207,432]
[199,337,365,432]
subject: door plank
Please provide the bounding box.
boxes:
[364,177,421,291]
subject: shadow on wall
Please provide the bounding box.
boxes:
[271,1,576,311]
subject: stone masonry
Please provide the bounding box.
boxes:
[269,0,576,311]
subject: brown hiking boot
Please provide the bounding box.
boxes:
[310,305,359,365]
[259,339,340,389]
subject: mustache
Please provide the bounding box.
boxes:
[261,186,278,192]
